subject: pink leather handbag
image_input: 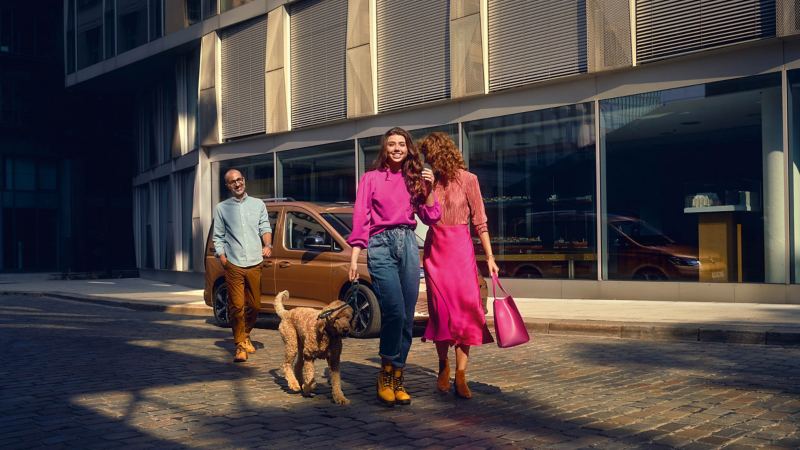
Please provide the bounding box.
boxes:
[492,274,530,348]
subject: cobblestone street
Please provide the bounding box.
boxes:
[3,295,800,449]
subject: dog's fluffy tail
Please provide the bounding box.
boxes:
[274,290,290,319]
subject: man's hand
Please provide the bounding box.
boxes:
[262,246,272,258]
[220,254,228,267]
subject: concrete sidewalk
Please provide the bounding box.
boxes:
[3,277,800,345]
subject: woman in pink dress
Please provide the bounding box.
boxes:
[417,132,500,399]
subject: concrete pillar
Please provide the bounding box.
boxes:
[265,5,291,134]
[346,0,377,117]
[449,0,487,98]
[794,139,800,283]
[199,32,220,146]
[762,88,786,283]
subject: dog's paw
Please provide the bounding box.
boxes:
[334,396,350,406]
[302,380,317,394]
[287,380,301,392]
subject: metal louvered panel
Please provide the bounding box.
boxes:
[587,0,632,72]
[220,14,267,140]
[776,0,800,37]
[488,0,588,92]
[636,0,776,64]
[291,0,348,129]
[377,0,450,112]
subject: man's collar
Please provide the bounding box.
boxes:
[232,193,248,203]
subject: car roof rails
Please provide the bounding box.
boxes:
[262,197,296,202]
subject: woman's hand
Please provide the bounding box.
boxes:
[487,257,500,277]
[421,168,435,187]
[349,247,362,281]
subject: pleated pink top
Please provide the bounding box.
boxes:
[432,169,488,235]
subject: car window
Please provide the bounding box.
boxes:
[267,210,279,231]
[284,211,332,251]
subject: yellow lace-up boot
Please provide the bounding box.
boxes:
[393,369,411,405]
[377,365,395,405]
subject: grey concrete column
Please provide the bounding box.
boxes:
[794,133,800,283]
[196,148,213,273]
[346,0,376,118]
[199,32,220,146]
[763,88,786,283]
[265,5,291,134]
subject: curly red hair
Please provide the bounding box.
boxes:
[417,132,466,188]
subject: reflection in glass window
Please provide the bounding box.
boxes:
[38,162,57,191]
[213,154,275,207]
[284,211,332,251]
[13,159,36,191]
[117,0,148,53]
[181,169,195,271]
[67,0,76,73]
[220,0,254,13]
[600,73,784,284]
[77,0,103,69]
[104,0,115,59]
[278,141,355,203]
[463,104,597,280]
[149,0,163,41]
[358,124,458,177]
[203,0,218,18]
[788,69,800,283]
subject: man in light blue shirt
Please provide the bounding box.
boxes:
[213,169,272,363]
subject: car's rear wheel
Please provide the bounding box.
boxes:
[213,283,231,328]
[633,268,668,281]
[345,284,381,339]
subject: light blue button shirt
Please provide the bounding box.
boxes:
[213,195,272,268]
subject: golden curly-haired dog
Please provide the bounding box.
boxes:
[274,290,354,405]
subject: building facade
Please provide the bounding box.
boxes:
[1,0,135,274]
[66,0,800,302]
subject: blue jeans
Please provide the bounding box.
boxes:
[367,226,420,368]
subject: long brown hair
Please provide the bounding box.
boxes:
[417,132,466,189]
[372,127,426,205]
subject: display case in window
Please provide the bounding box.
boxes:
[684,180,761,213]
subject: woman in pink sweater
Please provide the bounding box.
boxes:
[347,127,441,406]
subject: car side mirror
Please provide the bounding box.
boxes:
[304,235,329,251]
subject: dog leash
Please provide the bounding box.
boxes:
[317,279,359,320]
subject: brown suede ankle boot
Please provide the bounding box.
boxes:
[454,369,471,399]
[437,360,450,392]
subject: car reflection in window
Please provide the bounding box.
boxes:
[285,212,332,251]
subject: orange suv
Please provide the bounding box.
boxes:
[204,198,488,338]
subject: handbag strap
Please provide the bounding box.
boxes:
[491,273,510,300]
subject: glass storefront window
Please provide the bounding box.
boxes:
[600,73,785,284]
[463,103,597,279]
[212,154,275,207]
[220,0,254,13]
[788,70,800,283]
[203,0,218,19]
[149,0,163,41]
[357,124,459,177]
[278,141,355,202]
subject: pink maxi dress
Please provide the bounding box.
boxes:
[422,169,494,347]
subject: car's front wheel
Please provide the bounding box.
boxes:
[345,283,381,339]
[213,283,231,327]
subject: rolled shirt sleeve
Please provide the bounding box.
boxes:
[258,202,272,236]
[212,204,227,258]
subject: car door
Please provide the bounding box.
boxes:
[260,208,281,297]
[274,208,333,309]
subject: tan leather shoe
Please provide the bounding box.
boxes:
[454,369,471,399]
[437,359,451,392]
[234,343,248,363]
[377,366,395,405]
[243,336,256,354]
[393,369,411,405]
